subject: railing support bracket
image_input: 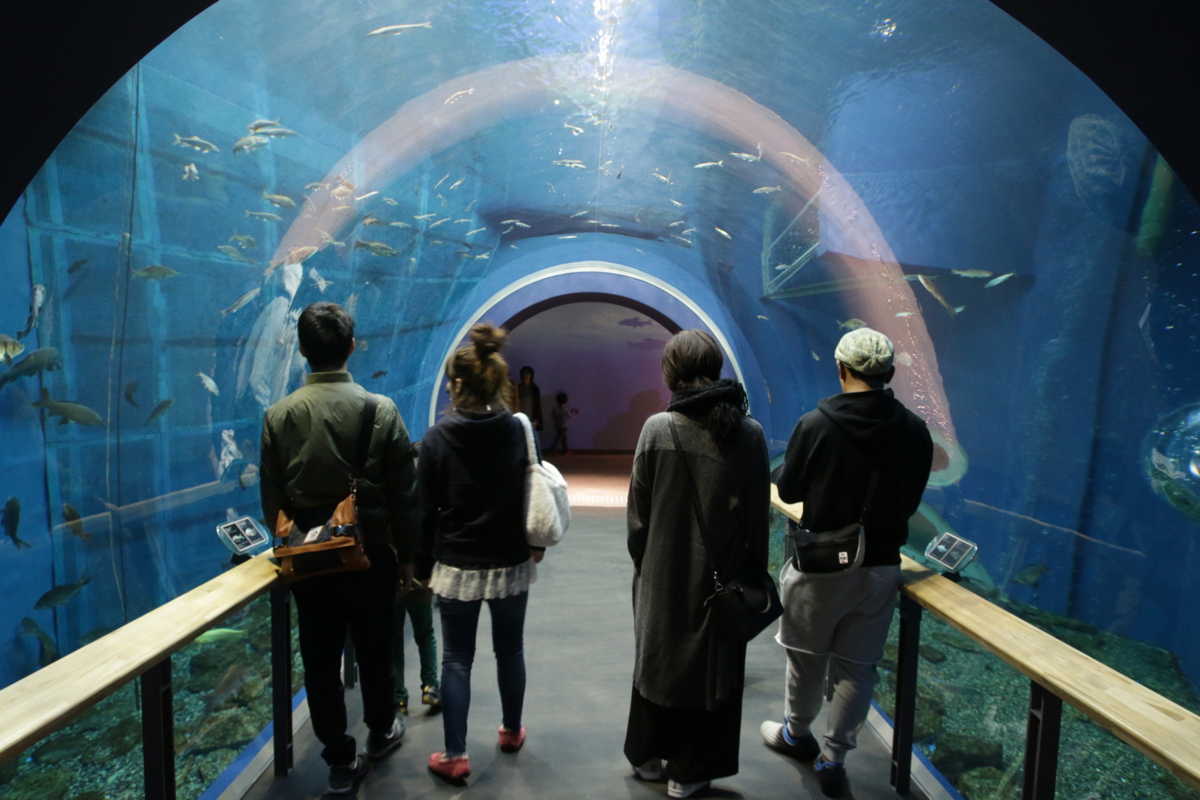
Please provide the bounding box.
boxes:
[891,593,922,794]
[141,657,175,800]
[1023,681,1063,800]
[271,586,294,777]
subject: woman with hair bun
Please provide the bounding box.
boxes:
[415,323,544,782]
[625,329,770,798]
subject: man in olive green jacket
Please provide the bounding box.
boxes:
[260,302,418,794]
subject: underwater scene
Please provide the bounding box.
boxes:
[2,0,1200,796]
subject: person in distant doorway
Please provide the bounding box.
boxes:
[260,302,417,795]
[548,391,572,455]
[761,327,932,798]
[516,366,543,430]
[625,330,770,799]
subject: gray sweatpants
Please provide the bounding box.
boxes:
[775,560,900,764]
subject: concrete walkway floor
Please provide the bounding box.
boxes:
[244,507,923,800]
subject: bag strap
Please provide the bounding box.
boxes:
[515,412,539,465]
[350,394,379,493]
[668,413,727,587]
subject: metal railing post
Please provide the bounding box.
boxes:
[141,657,175,800]
[891,593,922,794]
[1023,681,1063,800]
[271,586,294,777]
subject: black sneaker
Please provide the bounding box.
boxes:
[815,757,847,798]
[328,754,368,795]
[366,717,406,760]
[760,720,821,761]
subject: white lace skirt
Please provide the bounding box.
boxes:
[429,559,537,602]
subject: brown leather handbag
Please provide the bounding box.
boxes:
[274,394,378,583]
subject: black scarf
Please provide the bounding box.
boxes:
[666,378,748,441]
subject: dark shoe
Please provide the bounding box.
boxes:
[422,684,441,710]
[816,756,847,798]
[397,699,408,716]
[328,754,368,795]
[366,718,405,760]
[760,720,821,761]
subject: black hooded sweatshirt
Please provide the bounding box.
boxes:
[776,388,933,567]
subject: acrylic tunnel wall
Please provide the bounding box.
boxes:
[1,0,1200,796]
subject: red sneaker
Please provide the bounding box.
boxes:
[498,725,526,753]
[428,752,471,782]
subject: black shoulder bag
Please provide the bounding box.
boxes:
[791,468,878,574]
[274,394,378,583]
[669,413,783,643]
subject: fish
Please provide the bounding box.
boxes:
[3,497,29,549]
[753,186,782,194]
[232,135,269,154]
[318,230,346,248]
[433,174,450,190]
[600,223,620,228]
[0,334,24,365]
[0,347,62,390]
[387,222,411,230]
[196,628,247,644]
[132,265,180,280]
[173,134,219,153]
[616,166,624,179]
[565,123,583,135]
[559,235,577,239]
[668,220,686,228]
[895,352,913,367]
[452,219,472,224]
[714,227,732,240]
[124,381,140,407]
[262,191,296,208]
[204,664,250,714]
[217,245,255,264]
[499,219,530,228]
[448,178,466,191]
[247,118,279,132]
[952,269,993,279]
[1010,563,1049,589]
[895,311,914,318]
[182,163,199,181]
[984,273,1015,288]
[780,152,808,164]
[694,161,723,169]
[757,315,769,320]
[255,127,297,138]
[954,305,966,314]
[68,258,89,274]
[680,228,696,235]
[838,318,868,331]
[16,284,46,341]
[32,388,104,426]
[354,239,399,257]
[18,618,60,667]
[367,22,433,35]
[653,171,672,183]
[383,197,398,206]
[670,235,692,246]
[362,213,388,226]
[414,213,437,220]
[371,370,388,379]
[229,232,256,250]
[917,275,958,316]
[465,200,476,212]
[238,463,259,490]
[357,340,369,352]
[473,253,490,259]
[569,211,590,219]
[730,143,763,162]
[554,160,587,169]
[62,503,93,542]
[427,217,450,229]
[1151,448,1187,481]
[197,372,219,396]
[145,398,175,425]
[330,181,355,201]
[465,227,486,236]
[669,199,684,207]
[443,88,475,105]
[309,267,331,292]
[244,211,283,221]
[34,573,91,609]
[811,351,820,361]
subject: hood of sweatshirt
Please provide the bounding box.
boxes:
[434,407,519,452]
[816,388,912,456]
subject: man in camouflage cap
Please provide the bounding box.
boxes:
[760,327,933,797]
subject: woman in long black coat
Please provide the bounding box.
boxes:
[624,329,770,799]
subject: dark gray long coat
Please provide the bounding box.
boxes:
[627,409,770,710]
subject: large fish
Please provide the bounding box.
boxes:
[34,573,91,609]
[15,284,46,341]
[145,398,175,425]
[123,380,140,407]
[0,333,25,365]
[0,347,61,390]
[18,618,60,667]
[32,388,104,426]
[3,497,30,549]
[62,503,93,542]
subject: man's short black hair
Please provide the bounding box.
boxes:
[520,366,534,378]
[556,392,568,404]
[298,302,354,371]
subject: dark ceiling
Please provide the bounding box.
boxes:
[1,0,1196,217]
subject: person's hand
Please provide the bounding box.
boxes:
[529,548,545,564]
[395,561,414,599]
[275,510,294,539]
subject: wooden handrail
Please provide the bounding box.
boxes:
[770,488,1200,791]
[0,553,279,764]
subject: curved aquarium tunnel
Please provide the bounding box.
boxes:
[2,0,1199,797]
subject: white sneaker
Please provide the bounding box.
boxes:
[633,758,662,780]
[668,779,711,798]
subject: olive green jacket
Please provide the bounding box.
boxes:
[260,371,419,561]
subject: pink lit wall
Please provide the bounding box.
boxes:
[503,302,672,452]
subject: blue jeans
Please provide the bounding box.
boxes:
[437,591,529,755]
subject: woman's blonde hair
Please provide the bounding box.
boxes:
[446,323,510,406]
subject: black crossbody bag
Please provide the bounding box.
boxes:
[669,414,782,643]
[791,467,878,574]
